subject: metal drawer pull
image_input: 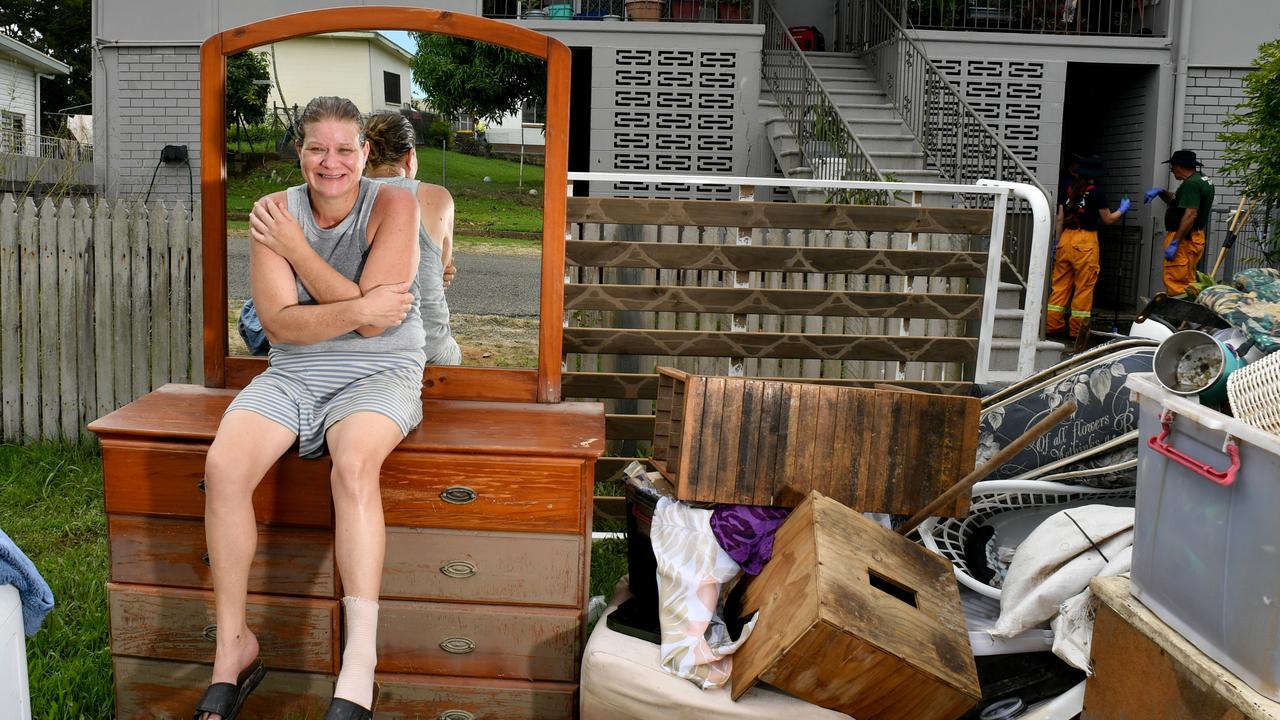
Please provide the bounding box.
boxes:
[440,486,477,505]
[439,711,475,720]
[440,560,477,579]
[197,479,206,493]
[202,624,217,642]
[200,552,211,567]
[439,636,476,654]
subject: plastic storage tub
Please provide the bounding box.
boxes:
[0,585,32,720]
[1127,372,1280,700]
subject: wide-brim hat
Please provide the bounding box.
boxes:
[1075,153,1106,179]
[1163,149,1202,168]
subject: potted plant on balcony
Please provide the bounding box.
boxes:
[625,0,664,20]
[717,0,748,22]
[521,0,548,18]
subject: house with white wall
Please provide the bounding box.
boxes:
[256,31,414,116]
[0,33,70,155]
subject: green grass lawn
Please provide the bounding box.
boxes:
[0,441,627,717]
[226,147,544,236]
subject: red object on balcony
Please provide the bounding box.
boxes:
[669,0,699,19]
[788,25,825,51]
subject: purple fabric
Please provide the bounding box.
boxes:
[709,505,791,575]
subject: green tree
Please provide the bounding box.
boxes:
[1220,38,1280,263]
[226,51,272,152]
[0,0,92,132]
[410,34,546,124]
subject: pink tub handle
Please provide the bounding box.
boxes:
[1148,410,1240,487]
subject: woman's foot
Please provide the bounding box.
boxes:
[324,682,379,720]
[196,629,262,720]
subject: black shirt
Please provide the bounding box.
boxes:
[1060,185,1108,232]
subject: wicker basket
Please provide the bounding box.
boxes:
[624,0,663,20]
[1227,351,1280,436]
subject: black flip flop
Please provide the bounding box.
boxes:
[324,681,380,720]
[192,658,267,720]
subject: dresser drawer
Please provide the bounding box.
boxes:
[381,453,584,533]
[377,600,580,682]
[108,515,336,597]
[108,583,338,673]
[102,440,332,527]
[112,656,332,720]
[382,528,582,607]
[376,673,576,720]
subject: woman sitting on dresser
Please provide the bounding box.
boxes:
[196,96,421,720]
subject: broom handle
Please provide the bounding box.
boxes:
[1209,197,1251,280]
[897,400,1078,536]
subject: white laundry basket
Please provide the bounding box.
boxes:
[0,585,33,720]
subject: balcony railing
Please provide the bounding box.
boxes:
[0,131,95,189]
[891,0,1165,37]
[482,0,755,22]
[0,130,93,163]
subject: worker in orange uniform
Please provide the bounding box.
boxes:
[1046,155,1131,340]
[1144,149,1215,296]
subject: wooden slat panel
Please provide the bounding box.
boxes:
[56,200,78,441]
[567,197,993,234]
[563,371,972,400]
[377,672,577,720]
[108,583,338,673]
[564,328,978,363]
[605,414,653,441]
[37,198,57,438]
[382,527,582,607]
[0,196,18,441]
[565,241,1015,281]
[378,599,580,681]
[108,515,335,597]
[565,284,983,320]
[112,657,331,720]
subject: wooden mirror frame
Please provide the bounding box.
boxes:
[200,8,569,403]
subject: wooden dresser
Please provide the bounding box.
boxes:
[89,384,604,719]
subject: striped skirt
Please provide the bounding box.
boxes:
[226,350,425,458]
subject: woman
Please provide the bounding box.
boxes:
[196,96,420,720]
[1045,154,1131,340]
[362,111,461,365]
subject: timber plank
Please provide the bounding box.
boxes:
[0,196,18,440]
[561,371,972,400]
[564,284,983,320]
[563,328,978,364]
[565,241,1015,280]
[56,200,78,440]
[566,197,993,234]
[38,199,58,439]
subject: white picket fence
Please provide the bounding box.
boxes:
[0,194,203,443]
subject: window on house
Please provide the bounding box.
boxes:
[1,111,25,154]
[521,99,545,125]
[384,71,402,105]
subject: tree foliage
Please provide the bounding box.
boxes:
[0,0,92,132]
[1220,38,1280,261]
[410,34,545,124]
[226,52,272,129]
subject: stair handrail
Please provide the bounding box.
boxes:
[759,0,888,193]
[850,0,1048,200]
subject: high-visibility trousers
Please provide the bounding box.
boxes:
[1163,229,1206,296]
[1045,228,1100,338]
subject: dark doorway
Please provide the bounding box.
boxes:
[1061,62,1159,317]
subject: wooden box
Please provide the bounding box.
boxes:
[1083,576,1280,720]
[652,367,978,514]
[729,491,980,720]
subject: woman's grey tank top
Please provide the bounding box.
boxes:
[270,177,425,357]
[368,176,459,365]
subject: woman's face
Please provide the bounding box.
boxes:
[298,118,368,200]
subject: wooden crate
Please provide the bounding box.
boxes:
[1083,576,1280,720]
[729,491,980,720]
[652,367,979,514]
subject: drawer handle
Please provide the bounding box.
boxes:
[202,624,217,643]
[200,552,211,567]
[440,560,477,579]
[439,712,475,720]
[197,479,206,493]
[440,486,477,505]
[439,636,476,654]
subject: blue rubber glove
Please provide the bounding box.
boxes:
[1144,187,1163,203]
[1164,239,1179,261]
[1117,197,1131,214]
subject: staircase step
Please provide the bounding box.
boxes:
[837,104,902,121]
[988,339,1065,376]
[993,307,1026,338]
[857,133,921,154]
[878,168,941,181]
[997,281,1023,310]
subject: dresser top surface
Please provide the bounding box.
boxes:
[89,384,605,458]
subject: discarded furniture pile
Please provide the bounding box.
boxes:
[583,263,1280,719]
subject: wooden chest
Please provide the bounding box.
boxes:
[652,367,978,514]
[89,384,604,720]
[729,491,980,720]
